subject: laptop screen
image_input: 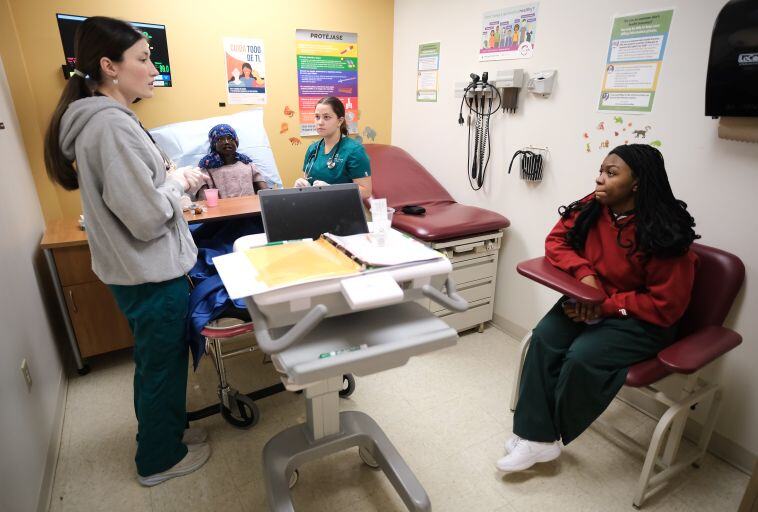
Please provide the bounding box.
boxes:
[258,184,369,243]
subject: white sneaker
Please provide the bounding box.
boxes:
[496,438,560,472]
[504,435,521,454]
[138,442,211,486]
[182,427,207,445]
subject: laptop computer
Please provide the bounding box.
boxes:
[258,183,369,243]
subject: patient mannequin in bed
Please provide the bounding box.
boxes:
[195,124,268,199]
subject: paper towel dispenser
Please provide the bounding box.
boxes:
[705,0,758,117]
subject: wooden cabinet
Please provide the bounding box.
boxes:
[63,280,133,357]
[50,244,134,359]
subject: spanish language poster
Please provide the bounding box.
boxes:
[296,29,359,136]
[224,37,266,105]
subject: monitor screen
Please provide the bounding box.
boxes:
[259,184,369,243]
[56,14,173,87]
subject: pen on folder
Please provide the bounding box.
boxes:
[264,238,312,247]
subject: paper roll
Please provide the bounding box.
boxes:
[718,117,758,143]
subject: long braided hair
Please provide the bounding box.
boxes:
[558,144,699,258]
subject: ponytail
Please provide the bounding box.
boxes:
[44,74,93,190]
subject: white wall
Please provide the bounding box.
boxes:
[0,57,66,512]
[392,0,757,465]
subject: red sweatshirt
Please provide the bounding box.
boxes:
[545,205,697,327]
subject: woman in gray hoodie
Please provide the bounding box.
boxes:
[44,16,209,486]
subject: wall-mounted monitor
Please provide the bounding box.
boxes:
[56,13,173,87]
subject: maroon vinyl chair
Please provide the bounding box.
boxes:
[509,243,744,508]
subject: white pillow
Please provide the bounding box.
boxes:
[149,109,282,188]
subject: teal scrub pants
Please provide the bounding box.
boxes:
[514,299,676,445]
[109,276,190,477]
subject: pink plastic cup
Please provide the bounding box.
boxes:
[205,188,219,207]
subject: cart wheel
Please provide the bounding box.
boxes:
[359,446,380,469]
[288,469,299,489]
[339,374,356,398]
[76,364,91,376]
[220,394,260,429]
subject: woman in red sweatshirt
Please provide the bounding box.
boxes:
[497,144,699,472]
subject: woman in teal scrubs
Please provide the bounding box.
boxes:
[294,96,372,199]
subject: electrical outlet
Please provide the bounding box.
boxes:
[21,359,32,389]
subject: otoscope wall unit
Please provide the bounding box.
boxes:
[455,68,524,113]
[456,72,504,190]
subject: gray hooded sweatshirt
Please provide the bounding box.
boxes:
[60,96,197,285]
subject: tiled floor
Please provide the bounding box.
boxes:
[49,325,748,511]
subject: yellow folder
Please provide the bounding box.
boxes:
[244,238,362,288]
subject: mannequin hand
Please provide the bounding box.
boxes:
[293,177,310,188]
[312,180,330,187]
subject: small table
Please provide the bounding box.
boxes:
[40,197,262,374]
[183,195,261,224]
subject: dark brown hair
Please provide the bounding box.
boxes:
[44,17,144,190]
[316,96,348,137]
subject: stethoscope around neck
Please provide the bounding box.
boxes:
[305,136,344,178]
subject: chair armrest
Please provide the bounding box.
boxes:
[200,322,254,339]
[516,257,606,304]
[657,325,742,374]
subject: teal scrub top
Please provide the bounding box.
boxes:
[302,136,371,185]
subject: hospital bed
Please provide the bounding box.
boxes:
[363,144,510,332]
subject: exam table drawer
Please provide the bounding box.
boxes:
[429,277,494,313]
[451,254,497,285]
[435,300,493,333]
[415,231,503,333]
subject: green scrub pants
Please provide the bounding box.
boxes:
[514,299,676,445]
[109,276,190,477]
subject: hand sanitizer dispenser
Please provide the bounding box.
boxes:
[527,70,557,97]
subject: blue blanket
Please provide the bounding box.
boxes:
[187,218,263,369]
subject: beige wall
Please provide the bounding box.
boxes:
[0,51,65,512]
[1,0,63,221]
[392,0,758,467]
[3,0,394,220]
